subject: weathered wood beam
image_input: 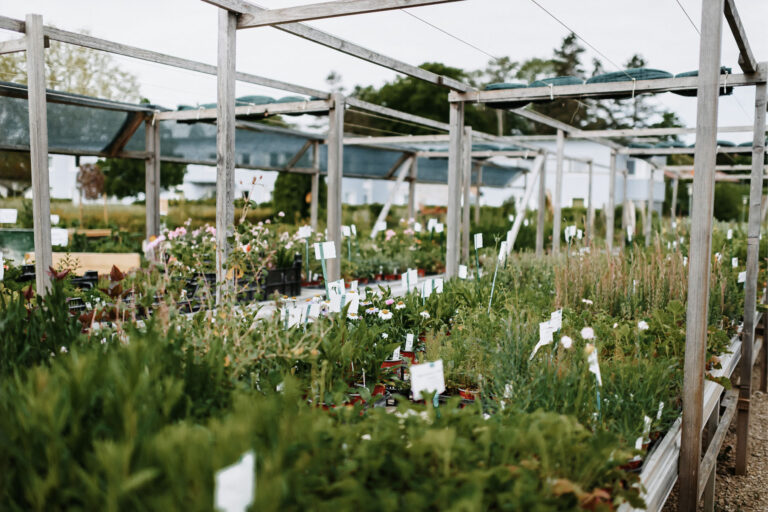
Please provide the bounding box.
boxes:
[326,92,345,281]
[508,153,545,251]
[571,125,764,138]
[198,2,472,92]
[144,120,161,241]
[723,0,757,74]
[680,1,725,508]
[154,99,332,121]
[511,108,624,151]
[461,126,472,264]
[535,153,547,256]
[697,390,739,500]
[310,142,320,231]
[218,0,464,28]
[552,129,565,255]
[586,160,594,244]
[104,111,148,157]
[346,97,451,131]
[622,146,754,155]
[416,150,532,158]
[344,134,450,145]
[606,151,616,252]
[285,140,314,170]
[445,101,464,277]
[384,152,413,179]
[407,156,417,219]
[0,36,27,55]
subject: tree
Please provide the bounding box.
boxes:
[97,157,187,199]
[272,172,326,223]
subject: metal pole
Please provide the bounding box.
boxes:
[215,8,237,303]
[679,1,724,508]
[645,168,654,247]
[536,153,547,256]
[606,151,616,253]
[25,14,52,295]
[735,66,766,475]
[407,156,417,220]
[587,159,594,244]
[310,141,319,231]
[446,101,464,278]
[145,120,160,242]
[326,92,345,282]
[552,129,565,255]
[461,126,472,264]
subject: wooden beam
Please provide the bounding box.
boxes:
[198,2,472,92]
[474,163,482,224]
[698,390,739,500]
[310,142,320,231]
[345,97,451,131]
[416,150,532,158]
[155,99,332,121]
[445,101,464,277]
[384,152,413,179]
[215,9,237,302]
[144,120,161,242]
[104,112,148,157]
[606,151,616,252]
[552,129,565,255]
[344,134,450,145]
[736,65,766,475]
[671,173,680,220]
[586,160,594,245]
[511,108,624,151]
[645,169,654,247]
[226,0,463,28]
[509,153,545,251]
[535,153,547,256]
[680,1,725,508]
[450,72,766,103]
[285,140,314,170]
[622,145,754,155]
[724,0,757,74]
[370,155,413,239]
[326,92,345,282]
[0,15,329,99]
[461,126,472,264]
[0,36,27,55]
[570,124,763,138]
[25,14,52,295]
[408,156,417,220]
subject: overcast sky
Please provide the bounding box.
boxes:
[2,0,767,143]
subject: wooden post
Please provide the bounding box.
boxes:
[215,8,237,302]
[552,129,565,255]
[587,159,594,245]
[326,92,345,282]
[145,119,160,241]
[671,172,680,224]
[763,280,768,393]
[535,153,547,256]
[645,168,654,247]
[461,126,472,264]
[735,67,766,475]
[407,156,417,220]
[703,405,718,512]
[25,14,52,294]
[621,169,629,248]
[446,101,464,278]
[509,154,545,251]
[680,1,724,508]
[474,163,482,224]
[310,141,319,231]
[370,156,413,239]
[606,151,616,253]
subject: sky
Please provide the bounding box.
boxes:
[1,0,767,144]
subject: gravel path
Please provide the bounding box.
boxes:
[662,370,768,511]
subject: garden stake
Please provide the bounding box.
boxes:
[487,257,499,314]
[304,239,310,282]
[319,244,330,298]
[474,246,481,281]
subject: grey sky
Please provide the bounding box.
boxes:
[2,0,767,142]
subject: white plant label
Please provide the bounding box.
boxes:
[411,359,445,400]
[715,252,722,263]
[297,225,312,239]
[314,241,336,260]
[51,228,69,247]
[308,303,321,319]
[214,451,255,512]
[656,402,665,421]
[550,309,563,332]
[498,241,508,263]
[683,256,688,267]
[523,218,529,227]
[350,280,358,291]
[642,415,652,444]
[671,221,677,229]
[0,251,3,281]
[413,222,422,233]
[50,214,60,225]
[577,229,583,240]
[530,321,554,360]
[732,257,738,268]
[727,229,733,240]
[427,218,437,231]
[434,223,444,233]
[405,333,414,352]
[341,225,351,237]
[350,224,357,237]
[473,233,483,249]
[328,279,345,299]
[587,349,602,386]
[508,214,515,223]
[392,346,401,360]
[288,307,303,328]
[0,208,17,224]
[458,264,468,279]
[738,271,746,284]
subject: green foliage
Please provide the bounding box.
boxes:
[99,158,187,199]
[272,172,325,223]
[713,182,749,222]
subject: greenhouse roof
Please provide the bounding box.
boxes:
[0,81,526,188]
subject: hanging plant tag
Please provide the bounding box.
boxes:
[405,333,414,352]
[474,233,483,249]
[314,241,336,260]
[0,208,17,224]
[341,225,351,237]
[411,359,445,400]
[458,265,468,279]
[214,451,255,512]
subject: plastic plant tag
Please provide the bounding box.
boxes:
[642,415,652,444]
[297,226,312,238]
[587,348,602,386]
[626,225,633,242]
[458,265,468,279]
[550,309,563,332]
[434,223,444,233]
[314,241,336,260]
[432,278,444,293]
[738,271,747,283]
[732,257,738,268]
[50,214,60,225]
[727,229,733,240]
[351,224,357,236]
[0,208,17,224]
[350,280,358,291]
[683,256,688,267]
[51,228,69,247]
[529,321,553,360]
[0,251,3,281]
[508,214,515,222]
[411,359,445,400]
[414,222,422,233]
[214,451,255,512]
[523,218,529,227]
[392,346,401,360]
[427,218,437,231]
[288,307,303,328]
[374,221,387,232]
[671,220,677,229]
[328,279,345,299]
[656,402,665,420]
[715,252,722,263]
[498,241,508,262]
[341,225,351,237]
[405,333,414,352]
[308,303,321,319]
[474,233,483,249]
[577,229,583,240]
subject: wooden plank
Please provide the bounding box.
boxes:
[509,153,544,251]
[703,403,718,512]
[671,173,679,220]
[155,99,331,121]
[0,36,27,55]
[450,71,765,103]
[285,140,314,170]
[645,169,654,247]
[698,390,739,500]
[215,9,237,302]
[587,160,594,245]
[25,14,52,295]
[622,145,754,156]
[370,155,413,239]
[535,153,547,256]
[326,92,345,281]
[552,129,564,255]
[105,111,147,157]
[416,150,532,158]
[0,15,329,99]
[345,97,451,131]
[571,124,761,138]
[723,0,757,74]
[199,2,472,92]
[144,120,161,241]
[511,108,624,151]
[607,151,616,252]
[461,126,472,264]
[680,1,725,508]
[344,134,449,145]
[474,163,482,224]
[736,68,767,475]
[229,0,463,28]
[384,152,412,179]
[445,101,464,277]
[310,142,320,231]
[407,156,417,220]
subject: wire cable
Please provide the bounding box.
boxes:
[347,107,446,133]
[673,0,701,35]
[399,9,501,62]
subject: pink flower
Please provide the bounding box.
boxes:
[168,226,187,240]
[205,226,216,236]
[385,298,394,305]
[404,228,414,236]
[265,219,271,224]
[385,229,397,242]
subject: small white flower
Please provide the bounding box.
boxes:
[580,327,595,340]
[347,312,359,320]
[60,346,68,354]
[381,333,389,339]
[613,323,618,329]
[420,311,430,319]
[365,307,379,315]
[395,301,406,310]
[361,434,371,441]
[378,309,393,320]
[581,298,593,305]
[278,211,285,217]
[638,320,650,331]
[560,335,573,349]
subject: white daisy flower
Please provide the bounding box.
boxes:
[580,327,595,340]
[378,309,393,320]
[638,320,650,331]
[420,311,430,319]
[560,335,573,349]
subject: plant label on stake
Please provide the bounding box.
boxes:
[392,346,401,360]
[732,257,738,268]
[214,450,255,512]
[0,208,17,224]
[529,321,553,360]
[411,359,445,401]
[342,225,351,237]
[738,271,746,284]
[314,241,337,298]
[405,333,414,352]
[458,265,468,279]
[51,228,69,247]
[427,218,437,232]
[414,222,422,233]
[473,233,483,280]
[550,309,562,332]
[342,225,352,259]
[434,223,444,233]
[586,344,602,420]
[727,229,733,240]
[488,242,507,313]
